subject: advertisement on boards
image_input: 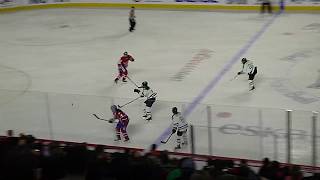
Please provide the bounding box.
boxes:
[0,0,16,7]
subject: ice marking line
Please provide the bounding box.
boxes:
[153,13,281,147]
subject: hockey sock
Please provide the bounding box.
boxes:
[249,80,254,89]
[177,136,182,147]
[182,132,188,145]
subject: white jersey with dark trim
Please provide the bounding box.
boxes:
[241,60,256,74]
[172,112,188,132]
[140,87,157,100]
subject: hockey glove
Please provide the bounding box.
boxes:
[108,118,115,123]
[172,128,177,134]
[134,89,140,93]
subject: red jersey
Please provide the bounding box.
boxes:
[119,55,134,67]
[113,110,129,123]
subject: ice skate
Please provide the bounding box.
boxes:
[250,86,255,91]
[174,144,181,150]
[114,135,121,142]
[122,78,127,82]
[114,78,119,83]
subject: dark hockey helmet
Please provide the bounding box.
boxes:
[241,58,247,64]
[142,81,148,87]
[123,52,128,56]
[172,107,178,114]
[110,105,118,113]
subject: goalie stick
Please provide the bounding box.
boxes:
[160,132,174,144]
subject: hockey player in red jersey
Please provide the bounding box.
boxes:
[114,52,135,83]
[110,105,130,142]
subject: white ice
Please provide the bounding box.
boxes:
[0,9,319,166]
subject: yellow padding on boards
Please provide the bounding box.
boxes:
[0,3,319,13]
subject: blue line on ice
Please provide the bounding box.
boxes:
[153,12,282,148]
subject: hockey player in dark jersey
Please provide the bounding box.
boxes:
[110,105,130,142]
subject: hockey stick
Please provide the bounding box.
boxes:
[92,114,112,122]
[161,132,174,144]
[230,74,239,81]
[118,96,140,108]
[127,76,140,88]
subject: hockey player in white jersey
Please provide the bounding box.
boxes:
[237,58,258,91]
[171,107,188,150]
[134,81,157,121]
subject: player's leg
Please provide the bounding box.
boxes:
[120,126,129,142]
[115,126,121,141]
[114,69,123,83]
[122,69,128,82]
[248,67,257,90]
[268,2,272,13]
[175,131,183,149]
[132,20,136,31]
[129,19,134,32]
[182,130,188,146]
[143,98,155,121]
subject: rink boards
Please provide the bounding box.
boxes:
[0,1,320,13]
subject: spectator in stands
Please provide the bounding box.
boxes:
[285,165,303,180]
[41,142,67,180]
[1,133,40,180]
[190,170,211,180]
[258,157,271,179]
[0,131,311,180]
[167,157,195,180]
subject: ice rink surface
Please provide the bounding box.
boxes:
[0,8,319,165]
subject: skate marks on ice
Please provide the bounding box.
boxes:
[302,23,320,33]
[0,10,131,46]
[171,49,214,81]
[279,50,313,63]
[270,78,319,104]
[307,70,320,89]
[0,64,32,107]
[1,31,131,47]
[276,50,320,100]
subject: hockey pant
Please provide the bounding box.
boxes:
[115,120,129,141]
[129,19,136,32]
[116,65,128,80]
[143,98,156,119]
[176,130,188,147]
[248,67,257,89]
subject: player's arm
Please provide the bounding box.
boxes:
[171,115,179,134]
[238,64,245,75]
[129,55,135,62]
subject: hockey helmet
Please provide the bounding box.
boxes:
[110,105,118,113]
[142,81,148,87]
[172,107,178,114]
[123,52,128,56]
[241,58,247,64]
